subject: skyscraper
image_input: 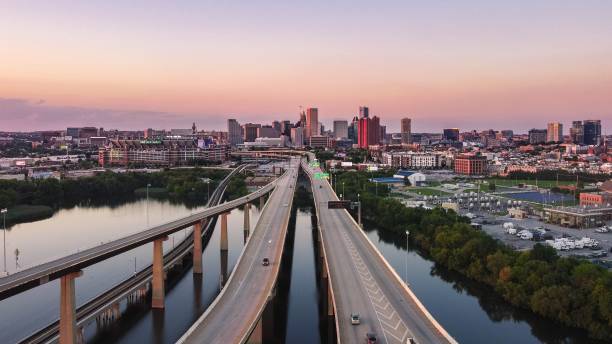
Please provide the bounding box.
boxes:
[528,128,547,144]
[359,106,369,118]
[358,116,369,148]
[306,108,318,140]
[401,118,412,144]
[583,119,602,145]
[369,115,381,146]
[546,122,563,143]
[570,121,584,144]
[348,116,359,144]
[242,123,261,142]
[333,120,349,139]
[227,119,243,146]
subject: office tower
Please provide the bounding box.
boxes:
[500,130,514,139]
[546,122,563,143]
[257,125,279,138]
[333,120,349,139]
[359,106,369,118]
[369,115,381,145]
[380,125,387,144]
[272,120,281,133]
[67,127,80,138]
[227,119,243,146]
[305,108,318,140]
[570,121,584,144]
[358,116,369,148]
[528,128,547,144]
[443,128,460,141]
[291,126,304,148]
[280,120,292,136]
[583,119,602,145]
[401,118,412,144]
[242,123,261,142]
[348,116,359,144]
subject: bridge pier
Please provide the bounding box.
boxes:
[259,195,265,209]
[193,221,203,274]
[59,270,82,344]
[243,203,250,243]
[220,212,229,251]
[152,236,168,309]
[220,248,228,288]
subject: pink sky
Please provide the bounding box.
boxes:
[1,1,611,133]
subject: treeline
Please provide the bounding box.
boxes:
[334,170,612,340]
[0,168,230,210]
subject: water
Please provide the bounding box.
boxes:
[0,199,261,343]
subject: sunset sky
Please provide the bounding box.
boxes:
[1,1,611,133]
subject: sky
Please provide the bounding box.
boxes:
[1,1,611,133]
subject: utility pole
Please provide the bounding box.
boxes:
[1,208,7,276]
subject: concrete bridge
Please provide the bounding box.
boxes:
[0,165,278,344]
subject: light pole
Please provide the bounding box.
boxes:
[405,230,409,285]
[146,183,151,227]
[2,208,7,275]
[357,193,362,227]
[342,182,345,200]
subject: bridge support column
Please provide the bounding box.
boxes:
[59,270,82,344]
[220,212,229,251]
[259,195,265,209]
[152,236,168,309]
[193,221,203,274]
[243,203,250,243]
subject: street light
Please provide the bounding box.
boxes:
[146,183,151,227]
[342,182,345,200]
[1,208,7,276]
[405,230,410,285]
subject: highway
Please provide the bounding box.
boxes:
[303,159,457,344]
[19,164,245,344]
[177,158,299,344]
[0,168,279,301]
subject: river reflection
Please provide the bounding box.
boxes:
[364,226,601,344]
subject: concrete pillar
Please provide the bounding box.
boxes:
[247,315,263,344]
[243,203,250,243]
[220,248,228,288]
[220,212,229,251]
[152,236,168,309]
[59,270,82,344]
[259,195,265,209]
[193,222,203,274]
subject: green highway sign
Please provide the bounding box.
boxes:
[314,172,329,180]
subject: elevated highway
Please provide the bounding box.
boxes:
[178,157,299,344]
[303,158,457,344]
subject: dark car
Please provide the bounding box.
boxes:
[366,333,377,344]
[262,258,270,266]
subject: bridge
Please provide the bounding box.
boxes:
[302,155,457,344]
[0,164,279,344]
[19,164,249,343]
[177,157,299,343]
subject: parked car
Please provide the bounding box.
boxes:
[350,313,360,325]
[262,258,270,266]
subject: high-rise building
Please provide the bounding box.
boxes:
[290,126,304,148]
[242,123,261,142]
[359,106,369,118]
[227,119,243,146]
[443,128,460,141]
[546,122,563,143]
[333,120,349,139]
[67,127,80,138]
[369,115,381,146]
[401,118,412,144]
[306,108,318,140]
[348,116,359,144]
[570,121,584,144]
[257,125,279,138]
[358,116,369,148]
[500,130,514,139]
[528,128,547,144]
[583,119,602,145]
[272,121,281,133]
[280,120,292,136]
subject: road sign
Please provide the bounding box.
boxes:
[327,200,351,209]
[309,161,320,168]
[314,172,329,180]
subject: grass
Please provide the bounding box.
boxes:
[4,205,54,225]
[486,178,576,189]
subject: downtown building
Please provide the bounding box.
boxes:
[227,119,243,146]
[382,151,444,169]
[357,106,381,148]
[401,118,412,144]
[98,139,228,167]
[547,122,563,143]
[454,154,487,175]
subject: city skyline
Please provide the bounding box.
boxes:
[2,1,612,132]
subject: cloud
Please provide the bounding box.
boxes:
[0,98,227,132]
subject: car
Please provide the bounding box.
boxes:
[319,185,322,188]
[350,313,360,325]
[262,258,270,266]
[366,333,377,344]
[407,338,417,344]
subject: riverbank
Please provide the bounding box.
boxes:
[334,169,612,341]
[3,205,54,225]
